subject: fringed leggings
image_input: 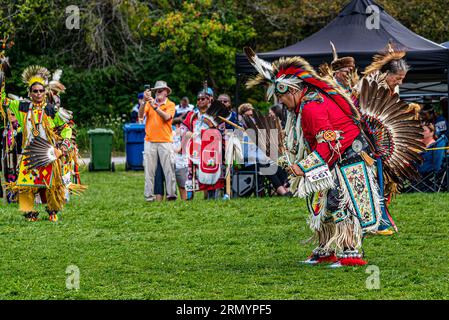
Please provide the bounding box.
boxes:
[18,188,64,213]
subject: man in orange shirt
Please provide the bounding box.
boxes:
[139,81,177,201]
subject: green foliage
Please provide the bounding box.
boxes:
[1,0,257,124]
[0,168,448,299]
[237,0,448,52]
[378,0,449,45]
[150,0,256,94]
[1,0,447,125]
[76,114,127,153]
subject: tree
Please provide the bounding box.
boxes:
[0,0,446,125]
[150,0,256,94]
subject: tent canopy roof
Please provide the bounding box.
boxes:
[236,0,449,82]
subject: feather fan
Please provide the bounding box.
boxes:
[22,137,58,169]
[204,100,231,127]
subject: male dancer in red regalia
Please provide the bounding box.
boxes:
[244,48,383,267]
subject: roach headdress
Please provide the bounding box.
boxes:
[244,46,360,121]
[363,41,407,75]
[22,65,50,89]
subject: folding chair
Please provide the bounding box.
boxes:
[231,134,267,198]
[404,136,449,193]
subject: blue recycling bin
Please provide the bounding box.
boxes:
[123,123,146,170]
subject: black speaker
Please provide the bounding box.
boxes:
[232,173,255,197]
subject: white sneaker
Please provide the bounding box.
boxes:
[299,255,320,265]
[328,261,343,268]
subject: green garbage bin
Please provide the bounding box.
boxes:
[87,128,115,172]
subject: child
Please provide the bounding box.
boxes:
[172,119,188,200]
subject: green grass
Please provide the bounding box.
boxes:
[0,165,448,300]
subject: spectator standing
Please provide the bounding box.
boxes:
[237,103,254,126]
[172,119,188,200]
[139,80,177,202]
[174,96,194,122]
[131,92,144,123]
[217,94,239,199]
[217,94,238,129]
[154,159,166,201]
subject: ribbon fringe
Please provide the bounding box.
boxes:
[296,174,335,198]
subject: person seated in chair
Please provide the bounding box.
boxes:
[418,122,448,176]
[238,105,291,197]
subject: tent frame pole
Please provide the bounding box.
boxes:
[235,73,241,108]
[446,64,449,192]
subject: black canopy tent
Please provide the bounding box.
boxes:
[235,0,449,102]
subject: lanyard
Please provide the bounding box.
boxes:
[29,103,45,137]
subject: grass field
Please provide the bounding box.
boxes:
[0,165,448,300]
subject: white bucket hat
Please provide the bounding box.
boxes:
[151,80,172,95]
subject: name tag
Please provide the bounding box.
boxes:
[305,165,332,182]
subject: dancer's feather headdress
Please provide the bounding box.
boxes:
[21,65,50,89]
[48,69,66,95]
[244,47,360,121]
[318,42,359,87]
[329,41,355,71]
[363,41,407,75]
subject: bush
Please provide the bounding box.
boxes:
[76,114,127,154]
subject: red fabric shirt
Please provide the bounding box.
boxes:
[301,92,360,167]
[182,111,196,131]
